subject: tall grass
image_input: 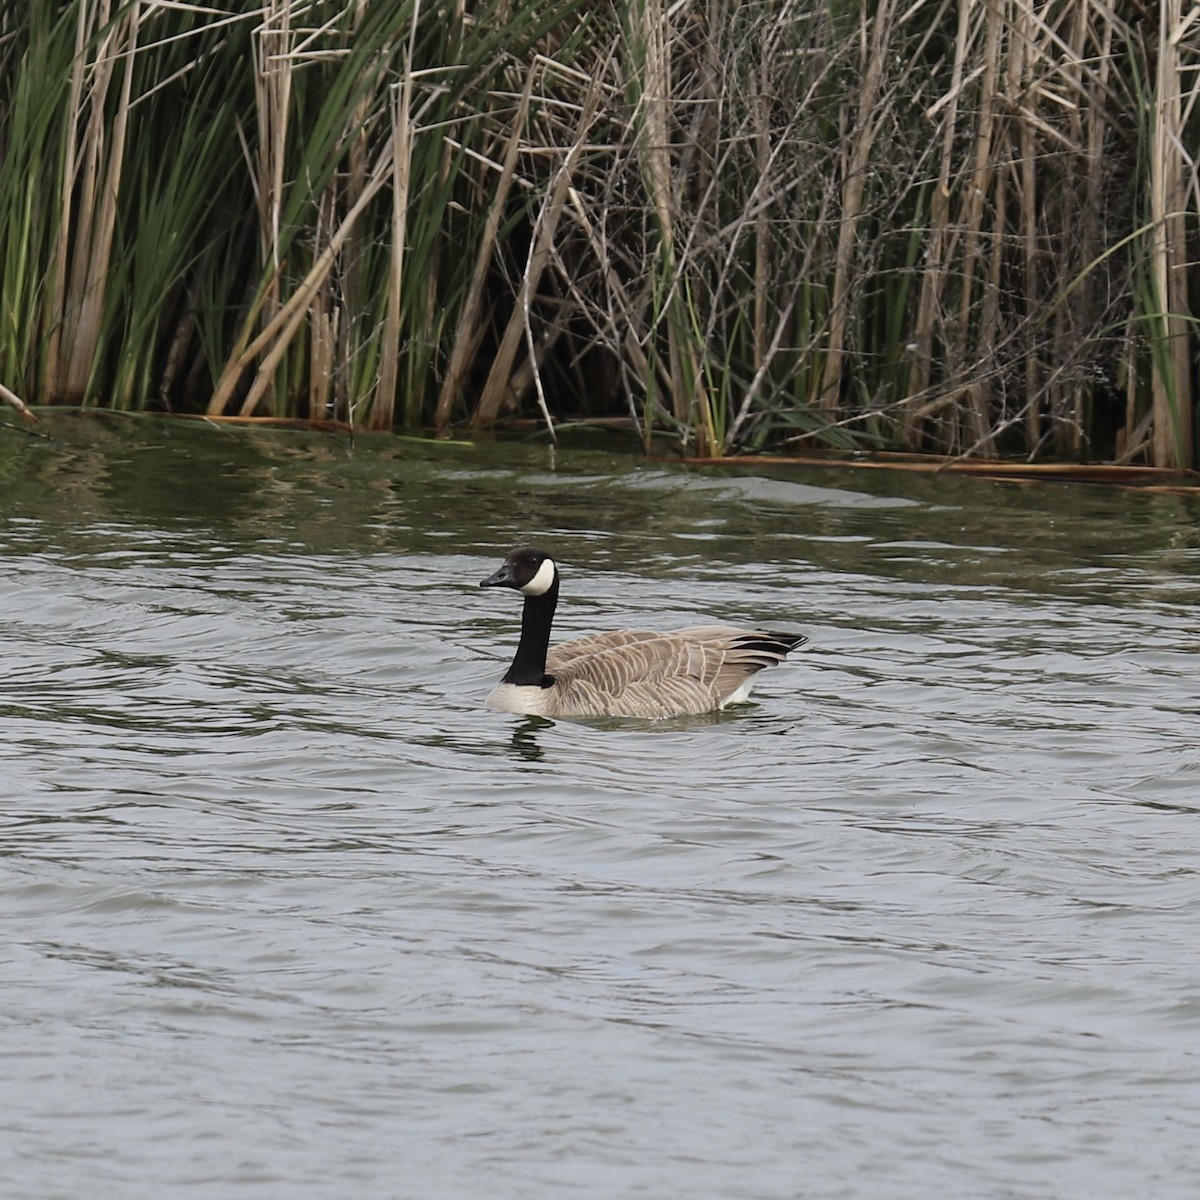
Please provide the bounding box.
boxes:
[0,1,1196,465]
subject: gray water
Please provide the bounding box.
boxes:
[2,415,1198,1199]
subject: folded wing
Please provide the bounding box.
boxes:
[546,626,806,718]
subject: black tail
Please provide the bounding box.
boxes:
[738,631,808,658]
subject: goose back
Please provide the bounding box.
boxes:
[491,625,805,719]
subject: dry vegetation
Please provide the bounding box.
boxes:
[0,0,1197,464]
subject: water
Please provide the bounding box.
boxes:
[2,414,1198,1199]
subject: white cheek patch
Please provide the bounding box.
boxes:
[520,557,557,596]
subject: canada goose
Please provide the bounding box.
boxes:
[479,546,807,719]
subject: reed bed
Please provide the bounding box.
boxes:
[0,0,1196,464]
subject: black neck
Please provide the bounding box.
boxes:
[501,578,559,687]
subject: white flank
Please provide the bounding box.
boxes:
[487,683,551,716]
[520,557,557,596]
[720,678,756,709]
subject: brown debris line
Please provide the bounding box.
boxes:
[670,454,1200,494]
[23,409,354,435]
[157,412,354,434]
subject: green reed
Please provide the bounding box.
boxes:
[0,1,1195,466]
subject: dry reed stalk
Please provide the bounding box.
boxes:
[309,301,336,420]
[1115,328,1155,466]
[308,188,337,419]
[1118,319,1138,458]
[335,0,373,425]
[1058,2,1089,455]
[633,0,701,436]
[374,4,420,433]
[45,0,92,399]
[432,63,537,430]
[48,0,140,403]
[1036,1,1102,455]
[206,142,393,416]
[1080,10,1118,452]
[979,0,1008,444]
[821,0,894,416]
[158,280,200,407]
[1013,1,1040,448]
[561,185,659,449]
[419,0,467,412]
[471,76,602,429]
[253,2,292,290]
[903,0,970,448]
[956,0,1003,450]
[752,53,769,377]
[1150,0,1193,467]
[725,181,836,450]
[0,382,36,421]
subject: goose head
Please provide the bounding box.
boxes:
[480,546,558,597]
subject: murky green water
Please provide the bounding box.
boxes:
[2,414,1198,1199]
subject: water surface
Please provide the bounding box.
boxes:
[2,415,1198,1199]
